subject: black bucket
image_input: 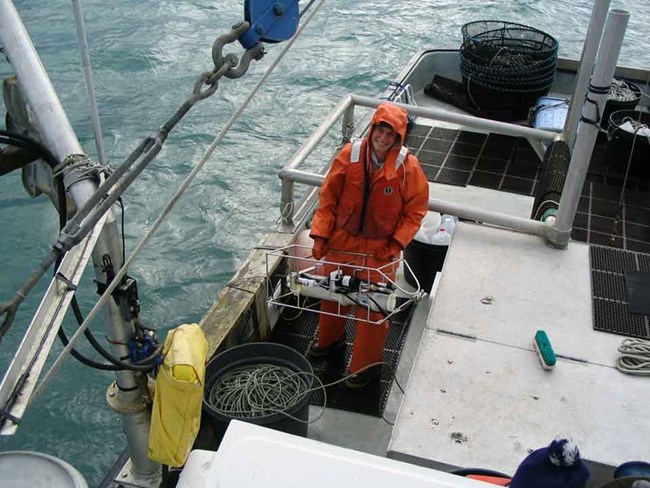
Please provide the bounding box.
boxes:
[403,238,448,293]
[606,109,650,180]
[202,342,314,447]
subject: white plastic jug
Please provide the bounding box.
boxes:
[415,211,441,243]
[439,214,458,236]
[430,228,452,246]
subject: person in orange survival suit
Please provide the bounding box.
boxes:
[308,102,429,388]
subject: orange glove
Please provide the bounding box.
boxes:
[312,237,328,260]
[376,239,402,261]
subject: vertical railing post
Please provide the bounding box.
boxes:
[563,0,611,149]
[341,104,355,144]
[551,9,630,248]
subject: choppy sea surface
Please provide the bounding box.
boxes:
[1,0,649,485]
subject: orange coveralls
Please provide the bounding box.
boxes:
[309,103,429,373]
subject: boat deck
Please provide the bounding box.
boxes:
[293,94,650,485]
[188,50,650,486]
[387,222,650,481]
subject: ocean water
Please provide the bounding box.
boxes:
[0,0,648,485]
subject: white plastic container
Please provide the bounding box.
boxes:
[414,211,441,244]
[430,228,452,246]
[532,97,569,133]
[439,215,458,236]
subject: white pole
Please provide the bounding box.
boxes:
[552,9,630,248]
[70,0,107,164]
[564,0,611,149]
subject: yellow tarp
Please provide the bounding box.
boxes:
[148,323,208,467]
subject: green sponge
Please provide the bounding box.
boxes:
[534,330,556,370]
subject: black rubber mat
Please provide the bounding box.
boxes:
[590,246,650,338]
[405,125,541,195]
[269,298,413,417]
[626,271,650,315]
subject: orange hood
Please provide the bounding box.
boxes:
[370,102,409,146]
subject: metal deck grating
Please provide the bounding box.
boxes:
[408,125,650,252]
[269,298,413,417]
[406,125,543,197]
[572,139,650,253]
[590,245,650,338]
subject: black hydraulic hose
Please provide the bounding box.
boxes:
[0,131,157,371]
[56,327,120,371]
[71,298,159,371]
[0,130,58,168]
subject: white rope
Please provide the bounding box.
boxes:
[31,0,328,402]
[70,0,107,164]
[608,79,640,103]
[616,338,650,376]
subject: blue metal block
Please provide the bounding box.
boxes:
[239,0,300,49]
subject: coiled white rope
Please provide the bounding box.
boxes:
[608,79,640,103]
[616,338,650,376]
[205,360,403,425]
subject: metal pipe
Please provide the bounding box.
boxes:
[428,198,548,236]
[280,168,548,237]
[564,0,611,148]
[553,9,630,248]
[70,0,107,164]
[279,94,353,224]
[351,95,559,143]
[341,103,355,144]
[0,0,159,478]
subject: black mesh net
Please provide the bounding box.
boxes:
[461,21,558,63]
[459,20,559,113]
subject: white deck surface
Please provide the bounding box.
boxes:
[388,222,650,477]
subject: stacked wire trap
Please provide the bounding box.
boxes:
[460,20,558,116]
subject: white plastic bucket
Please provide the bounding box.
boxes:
[0,451,88,488]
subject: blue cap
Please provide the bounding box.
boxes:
[510,439,590,488]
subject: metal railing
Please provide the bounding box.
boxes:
[279,94,560,241]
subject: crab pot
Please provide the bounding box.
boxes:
[202,342,314,448]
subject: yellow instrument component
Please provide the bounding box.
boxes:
[148,323,208,467]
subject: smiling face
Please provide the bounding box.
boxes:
[371,124,398,161]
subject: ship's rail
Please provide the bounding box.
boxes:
[278,94,559,240]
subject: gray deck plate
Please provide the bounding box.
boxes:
[388,222,650,475]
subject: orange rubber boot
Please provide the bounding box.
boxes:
[317,299,349,347]
[349,311,388,373]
